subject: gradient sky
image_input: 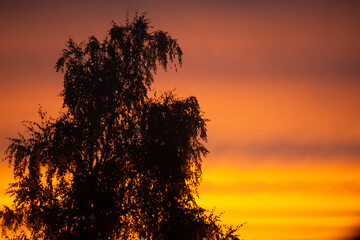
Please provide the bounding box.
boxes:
[1,1,360,240]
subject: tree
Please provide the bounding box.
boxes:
[1,14,241,240]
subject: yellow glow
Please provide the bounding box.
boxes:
[197,163,360,240]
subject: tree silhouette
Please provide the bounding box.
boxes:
[0,14,241,240]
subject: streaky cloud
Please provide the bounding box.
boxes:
[212,140,360,160]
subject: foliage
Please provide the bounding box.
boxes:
[1,14,242,240]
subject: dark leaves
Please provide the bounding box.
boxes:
[1,13,241,240]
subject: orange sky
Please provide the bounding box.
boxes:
[1,1,360,240]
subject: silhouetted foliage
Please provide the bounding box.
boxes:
[1,14,242,240]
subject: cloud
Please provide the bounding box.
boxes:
[211,140,360,160]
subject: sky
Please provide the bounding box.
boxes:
[1,0,360,239]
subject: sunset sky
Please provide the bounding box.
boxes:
[1,1,360,240]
